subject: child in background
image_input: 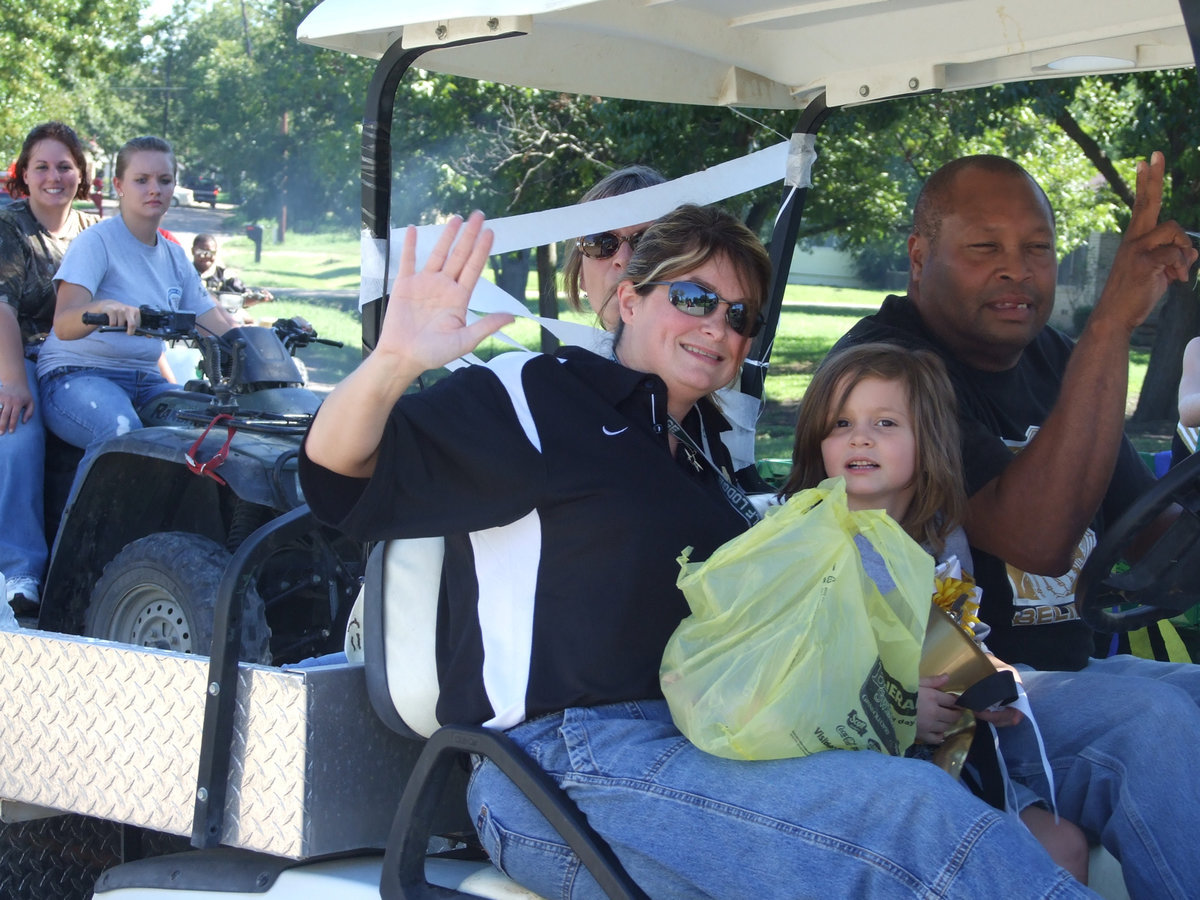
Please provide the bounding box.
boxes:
[781,342,1089,883]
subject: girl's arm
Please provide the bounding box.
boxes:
[0,304,32,432]
[157,352,177,384]
[197,305,236,337]
[52,281,142,339]
[1179,337,1200,427]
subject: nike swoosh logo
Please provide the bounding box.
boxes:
[602,426,629,436]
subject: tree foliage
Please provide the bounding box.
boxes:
[6,2,1200,421]
[1109,69,1200,423]
[0,0,142,160]
[125,0,376,228]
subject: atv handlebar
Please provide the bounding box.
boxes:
[269,317,342,351]
[82,307,198,337]
[81,307,340,359]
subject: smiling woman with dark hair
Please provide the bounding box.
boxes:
[0,121,98,614]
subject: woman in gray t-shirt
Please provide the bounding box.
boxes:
[37,136,236,453]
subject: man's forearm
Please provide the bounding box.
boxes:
[966,315,1131,574]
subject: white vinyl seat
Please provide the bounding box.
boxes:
[358,537,1130,898]
[360,539,649,900]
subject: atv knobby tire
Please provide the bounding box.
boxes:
[85,532,271,664]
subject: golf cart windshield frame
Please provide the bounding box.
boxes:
[350,0,1200,398]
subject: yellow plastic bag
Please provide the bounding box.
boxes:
[661,477,932,760]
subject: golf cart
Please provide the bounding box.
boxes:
[2,1,1197,898]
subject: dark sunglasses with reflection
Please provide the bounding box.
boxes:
[575,230,646,260]
[639,280,764,338]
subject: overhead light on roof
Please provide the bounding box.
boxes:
[1044,54,1135,72]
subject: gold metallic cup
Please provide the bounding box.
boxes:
[921,606,997,694]
[920,607,1016,778]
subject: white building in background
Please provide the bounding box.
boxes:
[786,240,866,288]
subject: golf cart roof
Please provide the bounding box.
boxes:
[298,0,1194,109]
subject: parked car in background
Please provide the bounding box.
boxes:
[187,177,220,208]
[171,185,195,207]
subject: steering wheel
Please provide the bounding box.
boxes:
[1076,448,1200,632]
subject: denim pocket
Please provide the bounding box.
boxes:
[469,772,588,900]
[472,800,505,872]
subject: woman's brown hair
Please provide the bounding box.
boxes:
[5,122,91,200]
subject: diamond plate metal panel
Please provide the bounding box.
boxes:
[0,813,122,900]
[0,631,206,836]
[0,631,425,859]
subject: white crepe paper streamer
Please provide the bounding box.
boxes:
[359,139,791,310]
[715,387,763,473]
[787,132,817,189]
[988,681,1059,821]
[773,132,818,232]
[359,137,795,471]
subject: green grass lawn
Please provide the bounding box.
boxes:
[222,230,362,292]
[220,230,1165,457]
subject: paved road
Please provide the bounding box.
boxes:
[93,201,243,250]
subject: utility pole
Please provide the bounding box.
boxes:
[278,111,288,243]
[240,0,252,57]
[162,53,172,139]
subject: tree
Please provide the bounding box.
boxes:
[0,0,142,163]
[1111,70,1200,426]
[127,0,376,229]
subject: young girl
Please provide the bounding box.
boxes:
[782,341,1090,883]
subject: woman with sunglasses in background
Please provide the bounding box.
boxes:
[300,203,1087,898]
[562,165,664,329]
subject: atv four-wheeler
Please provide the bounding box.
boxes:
[36,308,362,665]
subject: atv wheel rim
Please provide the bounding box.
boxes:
[116,587,194,653]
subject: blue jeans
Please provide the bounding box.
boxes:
[468,700,1091,899]
[0,357,47,584]
[39,365,175,453]
[1082,652,1200,703]
[1003,659,1200,900]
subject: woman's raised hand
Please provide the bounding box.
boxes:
[376,211,514,375]
[306,212,516,479]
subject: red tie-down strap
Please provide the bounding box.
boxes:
[185,414,238,485]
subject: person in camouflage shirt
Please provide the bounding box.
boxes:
[0,122,97,614]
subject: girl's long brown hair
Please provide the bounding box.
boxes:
[780,342,966,552]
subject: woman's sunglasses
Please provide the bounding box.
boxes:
[575,230,645,260]
[641,281,764,338]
